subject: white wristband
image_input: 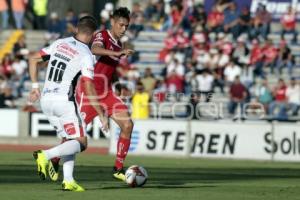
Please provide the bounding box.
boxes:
[32,82,39,89]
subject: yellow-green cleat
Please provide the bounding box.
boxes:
[48,159,59,181]
[33,150,48,180]
[112,167,126,182]
[62,180,85,192]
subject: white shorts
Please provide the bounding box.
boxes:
[40,96,86,139]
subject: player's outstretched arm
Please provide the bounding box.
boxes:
[82,79,109,131]
[91,43,134,57]
[28,51,46,102]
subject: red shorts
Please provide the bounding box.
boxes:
[76,87,128,124]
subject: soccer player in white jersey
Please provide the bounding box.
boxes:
[29,16,108,192]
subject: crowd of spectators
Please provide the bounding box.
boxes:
[0,0,299,120]
[119,0,300,120]
[0,34,29,108]
[0,0,49,30]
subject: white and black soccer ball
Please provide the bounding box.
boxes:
[125,165,148,187]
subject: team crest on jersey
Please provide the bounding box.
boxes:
[95,32,103,41]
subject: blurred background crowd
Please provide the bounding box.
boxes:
[0,0,299,121]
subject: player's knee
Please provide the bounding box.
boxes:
[76,137,88,152]
[79,142,87,152]
[121,120,134,134]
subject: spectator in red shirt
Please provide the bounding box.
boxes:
[191,26,207,48]
[228,76,248,117]
[166,70,184,94]
[250,40,265,78]
[153,79,167,103]
[207,6,224,33]
[174,28,189,50]
[262,39,278,73]
[164,30,178,49]
[170,4,183,27]
[268,79,288,119]
[0,54,13,78]
[281,5,298,43]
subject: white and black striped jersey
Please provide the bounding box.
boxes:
[39,36,94,99]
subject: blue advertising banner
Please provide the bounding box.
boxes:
[204,0,252,13]
[251,0,298,20]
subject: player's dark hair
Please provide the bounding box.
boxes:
[77,15,97,34]
[112,7,130,21]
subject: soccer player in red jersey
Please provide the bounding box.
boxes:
[80,7,134,181]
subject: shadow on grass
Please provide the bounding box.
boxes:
[1,164,300,186]
[97,185,207,190]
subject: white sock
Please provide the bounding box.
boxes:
[62,154,75,182]
[44,140,81,160]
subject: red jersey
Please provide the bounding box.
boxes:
[171,9,182,26]
[76,30,128,121]
[230,83,246,100]
[164,36,177,50]
[263,45,278,63]
[175,32,189,48]
[281,13,296,30]
[274,86,287,102]
[207,11,224,27]
[250,45,263,64]
[92,30,122,91]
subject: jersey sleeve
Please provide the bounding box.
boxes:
[39,40,59,61]
[92,31,105,47]
[81,55,95,81]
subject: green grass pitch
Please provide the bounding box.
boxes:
[0,151,300,200]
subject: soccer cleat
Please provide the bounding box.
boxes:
[48,159,59,181]
[33,150,48,180]
[112,167,126,182]
[62,180,85,192]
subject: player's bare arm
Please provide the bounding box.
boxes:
[28,51,47,102]
[91,43,134,57]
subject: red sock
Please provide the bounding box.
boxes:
[115,136,131,170]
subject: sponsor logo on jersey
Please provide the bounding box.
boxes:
[64,123,76,135]
[57,43,79,57]
[94,32,103,42]
[43,87,59,95]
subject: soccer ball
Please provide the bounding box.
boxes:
[125,165,148,187]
